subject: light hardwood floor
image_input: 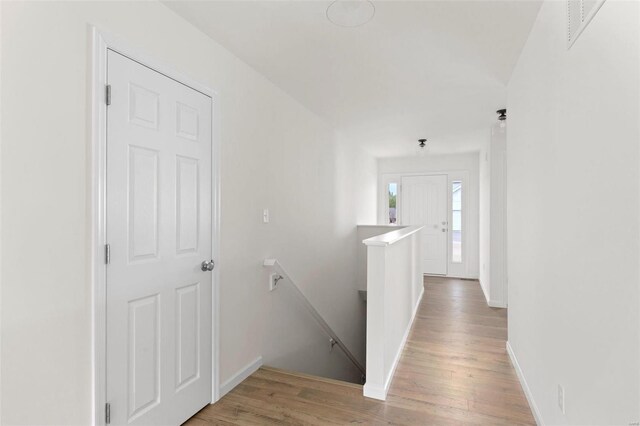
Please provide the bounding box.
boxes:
[185,277,535,425]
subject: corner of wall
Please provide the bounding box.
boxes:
[506,342,544,425]
[219,356,263,399]
[479,278,490,305]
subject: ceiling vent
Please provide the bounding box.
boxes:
[567,0,607,48]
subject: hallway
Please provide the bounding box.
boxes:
[186,277,534,425]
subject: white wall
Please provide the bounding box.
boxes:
[362,226,423,400]
[479,125,508,307]
[507,0,639,424]
[479,135,491,299]
[0,2,376,424]
[261,138,377,383]
[356,225,406,292]
[378,153,480,278]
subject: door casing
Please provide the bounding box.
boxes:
[90,27,221,426]
[379,170,471,278]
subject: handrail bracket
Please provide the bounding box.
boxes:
[263,258,366,379]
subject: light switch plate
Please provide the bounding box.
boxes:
[558,384,565,414]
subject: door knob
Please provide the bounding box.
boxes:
[201,260,215,271]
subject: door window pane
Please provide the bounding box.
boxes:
[452,181,462,263]
[388,183,397,224]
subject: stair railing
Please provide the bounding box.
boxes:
[263,258,366,382]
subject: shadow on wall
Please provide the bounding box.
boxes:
[263,277,363,383]
[260,134,376,383]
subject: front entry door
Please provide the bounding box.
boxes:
[106,50,213,425]
[401,175,448,275]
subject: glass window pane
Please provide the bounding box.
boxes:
[388,183,397,224]
[452,181,462,263]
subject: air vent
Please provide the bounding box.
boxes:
[567,0,607,48]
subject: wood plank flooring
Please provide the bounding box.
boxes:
[185,277,534,425]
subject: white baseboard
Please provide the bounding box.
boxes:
[364,287,424,401]
[479,278,491,304]
[506,342,543,425]
[489,299,507,308]
[362,382,387,400]
[219,356,263,398]
[445,274,479,280]
[479,279,507,308]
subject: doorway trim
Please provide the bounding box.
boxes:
[90,27,221,426]
[379,170,472,279]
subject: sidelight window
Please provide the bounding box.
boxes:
[388,183,398,224]
[452,181,462,263]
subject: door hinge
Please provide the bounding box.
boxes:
[105,402,111,424]
[105,244,111,265]
[106,85,111,106]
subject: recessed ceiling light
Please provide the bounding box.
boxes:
[326,0,375,28]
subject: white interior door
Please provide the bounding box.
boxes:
[401,175,448,275]
[106,50,213,425]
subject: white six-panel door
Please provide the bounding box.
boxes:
[401,175,448,275]
[106,50,213,425]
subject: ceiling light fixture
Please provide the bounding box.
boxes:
[326,0,375,28]
[496,109,507,128]
[417,138,428,157]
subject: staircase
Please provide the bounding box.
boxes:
[263,259,365,384]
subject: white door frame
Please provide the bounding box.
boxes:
[90,27,221,426]
[379,170,471,278]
